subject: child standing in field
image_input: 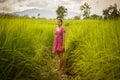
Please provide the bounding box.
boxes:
[52,18,66,71]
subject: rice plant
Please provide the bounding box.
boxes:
[0,17,120,80]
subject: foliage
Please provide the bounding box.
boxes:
[0,13,19,18]
[103,3,120,19]
[90,14,102,19]
[31,16,36,19]
[80,2,90,19]
[0,18,56,80]
[0,17,120,80]
[37,13,40,18]
[64,19,120,80]
[73,16,80,20]
[56,6,67,19]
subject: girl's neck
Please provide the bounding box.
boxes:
[58,25,62,28]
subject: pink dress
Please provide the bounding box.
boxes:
[52,27,66,53]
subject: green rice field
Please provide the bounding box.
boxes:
[0,18,120,80]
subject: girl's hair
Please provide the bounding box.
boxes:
[57,18,63,23]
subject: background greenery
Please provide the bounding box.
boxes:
[0,18,120,80]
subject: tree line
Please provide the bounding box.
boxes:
[56,2,120,19]
[0,2,120,19]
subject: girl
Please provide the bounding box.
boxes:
[52,18,66,71]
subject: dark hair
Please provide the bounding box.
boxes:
[57,18,63,23]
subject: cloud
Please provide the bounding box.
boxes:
[27,1,48,8]
[87,0,120,15]
[0,0,8,3]
[26,0,59,10]
[68,0,120,15]
[70,0,83,3]
[0,0,14,13]
[0,0,120,15]
[57,0,71,5]
[0,6,12,11]
[17,0,26,2]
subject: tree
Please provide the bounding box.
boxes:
[90,14,102,19]
[80,2,90,19]
[102,3,120,19]
[0,13,20,18]
[22,15,29,19]
[119,9,120,14]
[37,13,40,18]
[103,9,109,19]
[31,16,36,19]
[73,16,80,20]
[56,6,67,19]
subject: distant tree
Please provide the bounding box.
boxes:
[37,13,40,18]
[31,16,36,19]
[119,9,120,14]
[73,16,80,20]
[103,9,109,19]
[22,15,29,18]
[56,6,67,19]
[90,14,102,19]
[0,13,19,18]
[80,2,90,19]
[40,17,47,19]
[102,3,120,19]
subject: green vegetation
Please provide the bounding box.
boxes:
[64,19,120,80]
[56,6,68,19]
[103,3,120,19]
[0,18,120,80]
[80,2,90,19]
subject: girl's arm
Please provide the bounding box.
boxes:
[63,32,65,48]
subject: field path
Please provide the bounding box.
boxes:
[55,72,68,80]
[52,56,69,80]
[39,55,69,80]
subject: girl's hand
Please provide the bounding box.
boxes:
[62,46,65,52]
[62,45,65,49]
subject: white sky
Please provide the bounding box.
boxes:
[0,0,120,15]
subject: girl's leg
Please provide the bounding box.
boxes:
[57,53,63,71]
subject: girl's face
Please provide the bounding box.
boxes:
[57,20,62,26]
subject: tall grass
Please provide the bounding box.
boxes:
[0,18,58,80]
[0,17,120,80]
[64,19,120,80]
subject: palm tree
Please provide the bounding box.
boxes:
[80,2,90,19]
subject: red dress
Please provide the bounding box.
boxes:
[52,27,66,53]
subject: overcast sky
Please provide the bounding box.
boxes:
[0,0,120,15]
